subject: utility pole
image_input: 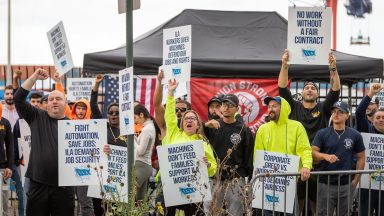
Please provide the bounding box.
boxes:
[6,0,12,85]
[125,0,134,197]
[327,0,338,50]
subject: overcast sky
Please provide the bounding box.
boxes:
[0,0,382,67]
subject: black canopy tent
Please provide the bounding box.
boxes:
[83,9,383,83]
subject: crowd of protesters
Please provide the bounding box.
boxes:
[0,49,383,216]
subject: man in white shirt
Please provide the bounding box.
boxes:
[2,85,19,130]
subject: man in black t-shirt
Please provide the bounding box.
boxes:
[205,94,254,215]
[14,68,74,216]
[278,49,341,215]
[278,49,341,142]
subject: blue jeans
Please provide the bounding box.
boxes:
[11,165,24,216]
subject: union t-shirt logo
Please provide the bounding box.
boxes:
[311,111,320,118]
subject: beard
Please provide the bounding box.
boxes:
[211,114,221,120]
[303,97,316,103]
[268,112,279,121]
[5,99,14,105]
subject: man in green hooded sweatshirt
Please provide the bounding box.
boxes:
[254,96,312,215]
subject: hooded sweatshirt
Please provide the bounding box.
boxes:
[71,99,92,120]
[254,97,312,170]
[163,96,217,177]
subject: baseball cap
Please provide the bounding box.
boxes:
[264,96,281,105]
[208,94,224,107]
[303,81,319,92]
[40,94,48,103]
[222,94,239,107]
[331,101,350,113]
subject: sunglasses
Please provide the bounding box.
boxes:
[108,111,119,116]
[175,107,187,112]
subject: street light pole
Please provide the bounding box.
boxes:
[6,0,12,85]
[125,0,134,199]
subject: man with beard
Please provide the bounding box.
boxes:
[254,96,312,215]
[278,49,341,215]
[207,95,224,120]
[2,85,19,129]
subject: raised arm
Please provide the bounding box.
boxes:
[13,70,22,91]
[278,49,289,88]
[15,69,48,123]
[278,49,296,108]
[162,79,179,144]
[356,84,383,132]
[52,72,65,94]
[90,74,104,119]
[21,68,48,91]
[154,69,166,138]
[328,52,341,92]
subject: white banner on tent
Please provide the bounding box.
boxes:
[287,7,332,65]
[162,25,192,84]
[19,119,31,185]
[157,140,211,207]
[47,21,74,76]
[252,150,299,213]
[119,68,134,136]
[361,133,384,190]
[88,145,129,202]
[66,78,95,102]
[58,119,108,186]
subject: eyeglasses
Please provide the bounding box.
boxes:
[184,116,197,121]
[108,111,119,116]
[175,107,187,112]
[221,102,236,108]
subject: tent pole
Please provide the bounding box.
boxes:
[126,0,134,202]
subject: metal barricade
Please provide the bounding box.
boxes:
[252,170,384,216]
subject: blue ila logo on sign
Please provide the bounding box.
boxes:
[265,194,279,203]
[302,48,316,62]
[172,67,181,76]
[75,166,91,182]
[103,184,117,193]
[124,117,129,126]
[179,187,196,195]
[60,60,67,67]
